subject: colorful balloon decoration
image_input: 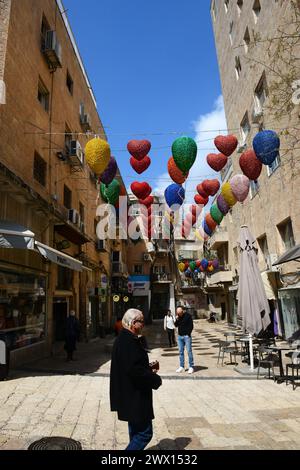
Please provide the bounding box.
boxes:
[206,153,228,172]
[214,135,238,157]
[217,194,230,215]
[229,174,250,202]
[221,182,237,207]
[172,136,198,175]
[194,194,209,206]
[253,130,280,165]
[239,149,262,180]
[104,179,120,206]
[164,183,185,209]
[99,182,108,202]
[196,183,209,198]
[139,195,154,207]
[85,137,111,175]
[195,226,209,242]
[100,157,117,185]
[127,140,151,161]
[205,214,218,232]
[167,157,189,184]
[189,261,197,271]
[210,204,224,225]
[203,219,213,236]
[201,259,209,270]
[178,262,185,272]
[130,156,151,174]
[130,181,152,199]
[212,259,219,269]
[202,179,220,196]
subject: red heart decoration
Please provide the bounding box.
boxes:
[127,140,151,161]
[131,182,152,200]
[185,212,197,226]
[130,156,151,174]
[189,204,201,219]
[206,153,228,172]
[202,179,220,196]
[239,149,262,180]
[194,194,208,206]
[214,135,238,157]
[139,195,154,208]
[167,157,188,184]
[196,183,209,198]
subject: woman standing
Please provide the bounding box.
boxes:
[163,310,176,347]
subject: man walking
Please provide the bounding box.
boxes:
[174,306,194,374]
[110,309,162,450]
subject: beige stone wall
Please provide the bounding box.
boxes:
[0,0,11,80]
[211,0,300,278]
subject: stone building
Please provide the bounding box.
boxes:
[210,0,300,338]
[0,0,123,366]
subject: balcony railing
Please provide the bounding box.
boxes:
[151,273,172,282]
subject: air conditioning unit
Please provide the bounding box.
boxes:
[237,141,247,153]
[68,208,80,225]
[43,31,62,68]
[68,140,84,165]
[80,113,92,131]
[251,107,263,123]
[143,253,152,261]
[96,239,107,251]
[267,253,279,271]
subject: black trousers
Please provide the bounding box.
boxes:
[166,328,176,347]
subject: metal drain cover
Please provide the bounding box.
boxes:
[28,436,82,450]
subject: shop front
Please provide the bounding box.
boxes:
[128,275,150,322]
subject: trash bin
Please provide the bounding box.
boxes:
[0,338,9,381]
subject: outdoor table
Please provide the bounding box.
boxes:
[236,336,252,364]
[268,345,298,382]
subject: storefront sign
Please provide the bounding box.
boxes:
[128,276,150,297]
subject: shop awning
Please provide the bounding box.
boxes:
[272,244,300,266]
[0,221,35,249]
[35,241,83,272]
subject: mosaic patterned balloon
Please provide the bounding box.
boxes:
[253,130,280,165]
[100,157,117,185]
[229,174,250,203]
[172,136,198,175]
[85,138,111,176]
[164,183,185,209]
[210,204,224,225]
[221,182,237,207]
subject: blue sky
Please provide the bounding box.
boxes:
[63,0,227,202]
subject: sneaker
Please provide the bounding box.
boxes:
[188,367,194,374]
[176,367,184,373]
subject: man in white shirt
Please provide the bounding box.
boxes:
[163,310,176,347]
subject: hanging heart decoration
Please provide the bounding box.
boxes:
[127,140,151,161]
[100,156,117,185]
[167,157,189,184]
[85,137,111,175]
[194,194,209,206]
[214,135,238,156]
[196,183,209,198]
[253,130,280,165]
[206,153,228,172]
[164,183,185,209]
[185,212,197,226]
[130,156,151,174]
[139,195,154,208]
[172,136,198,175]
[131,181,152,199]
[202,179,220,196]
[239,149,262,180]
[189,204,201,219]
[229,174,250,202]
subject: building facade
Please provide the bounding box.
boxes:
[0,0,118,366]
[210,0,300,337]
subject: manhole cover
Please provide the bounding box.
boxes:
[28,436,82,450]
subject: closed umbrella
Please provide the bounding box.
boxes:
[237,225,271,370]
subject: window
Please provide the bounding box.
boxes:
[134,265,143,275]
[112,251,120,262]
[257,235,269,267]
[63,185,72,209]
[224,0,230,12]
[250,180,259,198]
[267,154,281,176]
[37,78,49,112]
[57,266,73,290]
[154,265,166,274]
[254,74,268,112]
[65,124,72,155]
[41,14,50,50]
[277,218,295,251]
[235,56,242,79]
[240,113,250,143]
[253,0,261,23]
[66,70,73,95]
[237,0,243,15]
[229,21,234,46]
[243,27,250,53]
[33,152,47,187]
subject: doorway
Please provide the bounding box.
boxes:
[53,300,68,341]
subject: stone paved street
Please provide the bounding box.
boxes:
[0,320,300,450]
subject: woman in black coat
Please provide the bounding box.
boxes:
[110,309,162,451]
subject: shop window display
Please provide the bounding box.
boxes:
[0,270,46,350]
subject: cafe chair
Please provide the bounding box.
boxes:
[217,340,239,366]
[285,351,300,390]
[256,345,280,380]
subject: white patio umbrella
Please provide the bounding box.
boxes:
[237,225,271,370]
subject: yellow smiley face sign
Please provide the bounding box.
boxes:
[113,295,120,302]
[123,296,129,302]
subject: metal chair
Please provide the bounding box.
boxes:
[285,351,300,390]
[256,345,280,380]
[217,340,239,366]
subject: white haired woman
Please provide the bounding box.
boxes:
[110,308,162,450]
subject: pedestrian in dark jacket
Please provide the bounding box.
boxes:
[64,310,80,361]
[110,308,162,450]
[174,307,194,374]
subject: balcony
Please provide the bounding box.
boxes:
[151,273,172,283]
[209,227,229,250]
[206,269,233,286]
